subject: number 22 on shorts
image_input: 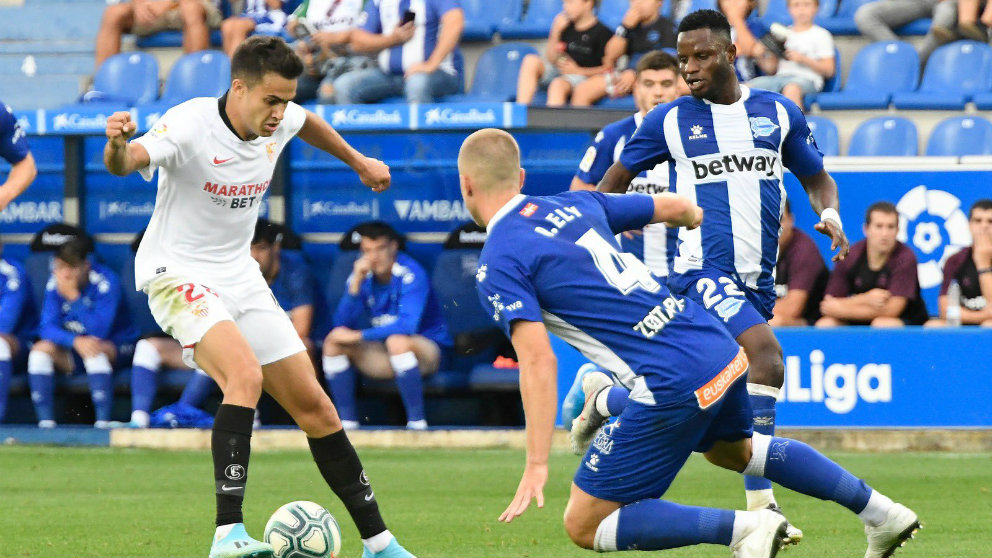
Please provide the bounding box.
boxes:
[176,283,218,304]
[696,277,745,322]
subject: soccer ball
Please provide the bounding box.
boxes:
[263,501,342,558]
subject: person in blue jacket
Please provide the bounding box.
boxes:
[322,222,452,430]
[0,240,37,423]
[27,239,138,428]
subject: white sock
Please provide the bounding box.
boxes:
[323,354,350,375]
[132,338,162,371]
[730,510,760,547]
[745,488,776,511]
[0,336,11,361]
[28,350,54,375]
[859,490,895,527]
[388,351,418,373]
[362,530,393,553]
[593,508,620,551]
[83,354,113,374]
[130,410,150,427]
[214,523,236,542]
[595,388,612,417]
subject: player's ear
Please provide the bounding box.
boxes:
[518,168,526,193]
[725,41,737,65]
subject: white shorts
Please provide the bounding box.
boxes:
[144,272,306,369]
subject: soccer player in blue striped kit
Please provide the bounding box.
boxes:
[591,9,850,542]
[458,128,919,558]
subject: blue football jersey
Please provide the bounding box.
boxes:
[619,86,823,295]
[476,191,740,406]
[0,101,29,165]
[0,257,37,341]
[39,262,139,348]
[575,112,676,276]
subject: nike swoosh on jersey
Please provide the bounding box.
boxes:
[212,155,235,165]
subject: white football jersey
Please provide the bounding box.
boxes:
[132,97,307,289]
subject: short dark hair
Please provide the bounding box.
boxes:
[677,9,733,42]
[252,218,282,246]
[356,221,401,243]
[55,238,90,266]
[865,201,898,225]
[231,35,304,85]
[969,198,992,218]
[635,50,678,76]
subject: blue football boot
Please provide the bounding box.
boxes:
[361,537,416,558]
[208,523,273,558]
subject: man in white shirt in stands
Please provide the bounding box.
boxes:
[103,35,416,558]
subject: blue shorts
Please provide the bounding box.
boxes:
[572,360,753,504]
[668,268,775,338]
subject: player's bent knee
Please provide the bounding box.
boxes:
[871,316,904,328]
[384,334,412,354]
[30,340,57,356]
[562,508,597,549]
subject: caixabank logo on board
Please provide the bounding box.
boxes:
[421,106,497,128]
[50,111,110,132]
[896,185,971,289]
[98,201,155,220]
[330,107,405,129]
[302,199,378,220]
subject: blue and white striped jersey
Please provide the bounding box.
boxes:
[575,112,676,276]
[619,86,823,294]
[361,0,463,77]
[476,191,740,406]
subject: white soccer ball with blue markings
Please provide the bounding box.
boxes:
[264,501,341,558]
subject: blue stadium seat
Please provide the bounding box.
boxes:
[683,0,718,15]
[598,0,629,29]
[762,0,837,25]
[24,252,52,314]
[925,116,992,156]
[135,29,223,49]
[460,0,522,40]
[895,18,931,35]
[498,0,559,39]
[432,249,494,336]
[815,41,918,110]
[159,50,230,105]
[802,47,841,107]
[120,255,160,338]
[847,116,918,156]
[892,41,992,110]
[86,52,159,105]
[973,92,992,110]
[446,43,539,102]
[324,250,361,321]
[805,115,840,156]
[817,0,874,34]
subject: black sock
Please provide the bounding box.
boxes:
[308,430,387,539]
[212,403,255,527]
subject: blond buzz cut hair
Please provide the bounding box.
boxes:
[458,128,522,192]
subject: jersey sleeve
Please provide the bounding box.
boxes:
[282,102,307,137]
[39,285,76,347]
[332,278,366,329]
[433,0,461,15]
[475,250,543,338]
[781,99,824,177]
[618,105,671,176]
[589,191,656,234]
[886,246,919,299]
[361,266,430,340]
[0,265,29,333]
[132,106,201,182]
[360,0,382,33]
[575,129,618,185]
[0,104,29,165]
[78,269,124,340]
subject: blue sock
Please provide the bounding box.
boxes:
[745,388,777,493]
[179,370,215,408]
[606,386,629,416]
[390,352,425,423]
[87,373,114,422]
[130,365,157,414]
[751,435,872,514]
[0,358,11,422]
[323,355,358,422]
[609,500,735,551]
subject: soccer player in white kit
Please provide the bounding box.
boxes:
[104,36,416,558]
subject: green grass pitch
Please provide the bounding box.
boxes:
[0,446,988,557]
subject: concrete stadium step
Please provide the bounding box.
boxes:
[0,53,93,76]
[0,74,82,109]
[0,3,103,41]
[0,41,95,55]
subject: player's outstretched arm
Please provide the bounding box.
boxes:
[0,151,36,211]
[650,192,703,230]
[799,169,850,261]
[297,110,390,192]
[499,320,557,524]
[596,161,635,194]
[104,111,150,176]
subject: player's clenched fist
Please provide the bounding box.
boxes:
[106,111,137,147]
[358,156,391,193]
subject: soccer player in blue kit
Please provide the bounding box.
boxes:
[458,128,918,558]
[593,9,851,538]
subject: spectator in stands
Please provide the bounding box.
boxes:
[854,0,957,63]
[28,239,138,428]
[515,0,613,106]
[332,0,464,104]
[570,0,677,105]
[221,0,288,57]
[748,0,835,111]
[95,0,224,70]
[250,219,318,353]
[926,199,992,326]
[322,222,452,430]
[1,102,36,213]
[287,0,367,103]
[770,200,829,326]
[817,202,929,328]
[0,240,37,424]
[945,0,992,41]
[720,0,775,81]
